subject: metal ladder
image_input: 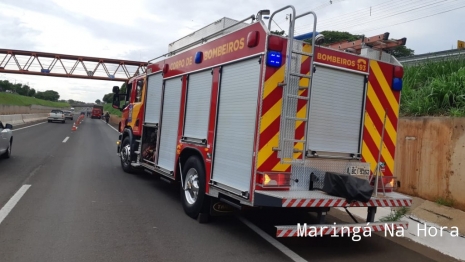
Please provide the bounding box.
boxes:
[268,6,318,164]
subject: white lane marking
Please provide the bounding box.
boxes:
[0,184,32,225]
[100,117,120,133]
[62,136,69,143]
[237,216,307,262]
[11,122,46,131]
[105,122,120,133]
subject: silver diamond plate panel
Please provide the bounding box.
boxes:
[290,159,371,191]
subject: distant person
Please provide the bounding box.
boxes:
[104,112,110,123]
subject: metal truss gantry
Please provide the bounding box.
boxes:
[0,48,147,81]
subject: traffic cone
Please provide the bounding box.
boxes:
[72,123,77,131]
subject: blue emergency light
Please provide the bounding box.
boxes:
[392,78,403,91]
[266,51,282,67]
[195,51,203,64]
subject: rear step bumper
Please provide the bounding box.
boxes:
[276,221,408,237]
[254,190,412,208]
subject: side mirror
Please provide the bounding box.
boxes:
[112,86,120,94]
[112,93,122,110]
[5,123,13,130]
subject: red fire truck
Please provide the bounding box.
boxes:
[112,6,411,237]
[91,105,103,119]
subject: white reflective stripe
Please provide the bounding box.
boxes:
[283,199,292,207]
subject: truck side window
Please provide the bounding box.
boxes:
[135,79,143,102]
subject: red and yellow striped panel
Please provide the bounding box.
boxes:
[257,44,312,173]
[362,60,400,178]
[257,44,401,179]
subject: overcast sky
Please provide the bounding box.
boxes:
[0,0,463,103]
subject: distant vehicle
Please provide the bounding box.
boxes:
[91,105,104,119]
[70,108,75,112]
[48,109,66,123]
[63,110,73,120]
[0,121,13,159]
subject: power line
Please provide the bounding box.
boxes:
[294,0,445,34]
[352,3,465,34]
[338,0,462,34]
[333,0,457,32]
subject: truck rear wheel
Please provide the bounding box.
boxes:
[120,136,135,173]
[180,156,208,222]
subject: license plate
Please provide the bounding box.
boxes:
[347,165,370,176]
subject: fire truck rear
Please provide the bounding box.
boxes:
[112,5,411,237]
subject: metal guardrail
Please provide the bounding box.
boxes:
[397,48,465,66]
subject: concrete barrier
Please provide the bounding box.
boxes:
[21,113,48,123]
[0,114,25,126]
[0,104,66,114]
[0,113,49,126]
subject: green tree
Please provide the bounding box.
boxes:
[389,45,414,58]
[17,84,30,96]
[95,99,101,104]
[102,93,114,103]
[28,88,36,97]
[271,30,285,36]
[120,82,127,95]
[319,30,362,45]
[35,90,60,101]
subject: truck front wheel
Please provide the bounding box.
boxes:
[120,136,135,173]
[180,156,208,222]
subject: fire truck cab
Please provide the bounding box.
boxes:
[112,5,411,237]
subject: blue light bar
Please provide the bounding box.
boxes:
[392,78,403,91]
[41,69,50,73]
[266,51,282,68]
[195,51,203,64]
[294,32,319,41]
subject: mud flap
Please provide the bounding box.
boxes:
[209,199,236,217]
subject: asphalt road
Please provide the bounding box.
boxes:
[0,116,460,262]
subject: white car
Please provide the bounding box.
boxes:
[0,121,13,159]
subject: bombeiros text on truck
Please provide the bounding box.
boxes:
[111,5,411,237]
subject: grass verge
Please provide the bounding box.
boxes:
[435,197,455,207]
[103,103,122,117]
[0,92,69,108]
[401,58,465,116]
[379,207,410,222]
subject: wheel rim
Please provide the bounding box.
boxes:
[121,144,131,166]
[183,168,199,205]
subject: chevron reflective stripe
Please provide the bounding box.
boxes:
[281,198,412,207]
[362,60,401,180]
[276,221,408,237]
[257,44,312,173]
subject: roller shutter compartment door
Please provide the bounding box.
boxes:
[157,77,182,171]
[183,70,212,140]
[307,66,366,155]
[144,73,163,124]
[212,57,261,193]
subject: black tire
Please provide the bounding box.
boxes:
[120,136,135,173]
[180,156,208,221]
[2,140,12,159]
[62,120,65,123]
